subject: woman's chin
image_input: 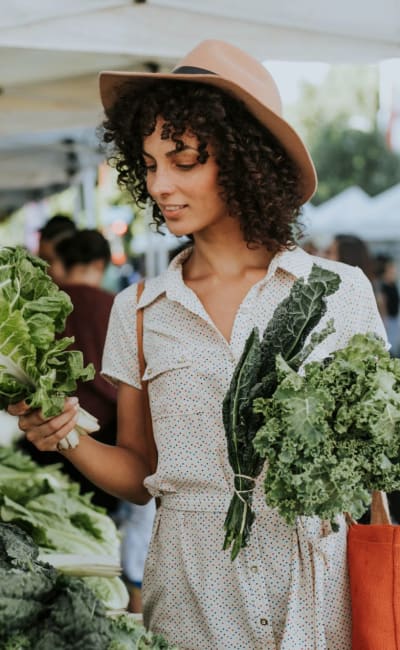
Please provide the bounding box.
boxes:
[166,223,192,238]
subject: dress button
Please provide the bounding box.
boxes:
[260,618,268,626]
[146,368,153,376]
[250,565,258,574]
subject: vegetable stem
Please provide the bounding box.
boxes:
[57,407,100,449]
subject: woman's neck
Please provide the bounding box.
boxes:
[184,233,274,282]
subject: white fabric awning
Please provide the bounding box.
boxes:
[0,1,399,212]
[303,184,400,242]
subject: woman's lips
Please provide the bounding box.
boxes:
[161,204,187,218]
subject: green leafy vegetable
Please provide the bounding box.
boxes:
[0,446,70,503]
[108,613,180,649]
[0,523,176,650]
[84,575,129,611]
[222,329,262,560]
[0,487,121,559]
[253,333,400,528]
[223,264,341,559]
[0,447,125,612]
[0,246,99,448]
[37,553,121,577]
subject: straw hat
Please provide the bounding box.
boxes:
[99,39,317,203]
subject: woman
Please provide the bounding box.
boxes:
[9,40,386,649]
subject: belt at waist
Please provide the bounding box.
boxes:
[159,492,267,513]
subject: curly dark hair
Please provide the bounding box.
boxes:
[101,80,304,251]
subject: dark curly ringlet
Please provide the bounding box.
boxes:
[101,79,303,251]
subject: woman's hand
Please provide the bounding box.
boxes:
[7,397,79,452]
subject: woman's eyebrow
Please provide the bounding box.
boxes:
[142,145,198,159]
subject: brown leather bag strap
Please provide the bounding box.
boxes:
[136,280,158,475]
[346,490,391,527]
[370,490,391,525]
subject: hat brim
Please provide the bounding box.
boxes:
[99,70,317,204]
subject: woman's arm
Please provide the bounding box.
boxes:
[9,382,152,505]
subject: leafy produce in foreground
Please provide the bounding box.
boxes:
[0,246,99,448]
[0,522,178,649]
[0,446,128,611]
[253,332,400,529]
[223,264,341,560]
[0,447,120,558]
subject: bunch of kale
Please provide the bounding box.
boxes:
[0,522,111,650]
[253,332,400,529]
[222,264,341,560]
[0,523,177,649]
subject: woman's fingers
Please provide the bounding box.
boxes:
[18,397,80,452]
[26,412,78,451]
[7,400,31,416]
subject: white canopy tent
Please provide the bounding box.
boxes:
[303,183,400,242]
[0,0,399,214]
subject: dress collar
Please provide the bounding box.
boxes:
[136,245,315,310]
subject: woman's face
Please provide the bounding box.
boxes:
[142,118,230,238]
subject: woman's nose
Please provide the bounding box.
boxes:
[147,169,174,197]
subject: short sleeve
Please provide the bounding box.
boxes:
[351,266,389,347]
[101,284,142,389]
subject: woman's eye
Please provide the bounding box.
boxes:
[144,165,156,173]
[176,163,196,170]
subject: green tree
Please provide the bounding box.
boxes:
[310,122,400,205]
[286,64,400,204]
[288,65,379,145]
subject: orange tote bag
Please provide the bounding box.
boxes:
[348,491,400,650]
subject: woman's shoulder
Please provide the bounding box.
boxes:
[113,273,166,311]
[113,282,140,306]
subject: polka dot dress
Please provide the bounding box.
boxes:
[102,246,387,650]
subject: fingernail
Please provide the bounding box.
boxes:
[69,397,78,405]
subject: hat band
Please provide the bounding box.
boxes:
[173,66,216,75]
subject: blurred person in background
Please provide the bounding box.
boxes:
[58,228,155,611]
[322,233,384,313]
[323,234,375,282]
[114,498,156,612]
[37,213,77,284]
[374,253,400,356]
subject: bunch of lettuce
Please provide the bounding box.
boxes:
[253,332,400,528]
[0,446,128,611]
[222,264,341,560]
[0,246,99,448]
